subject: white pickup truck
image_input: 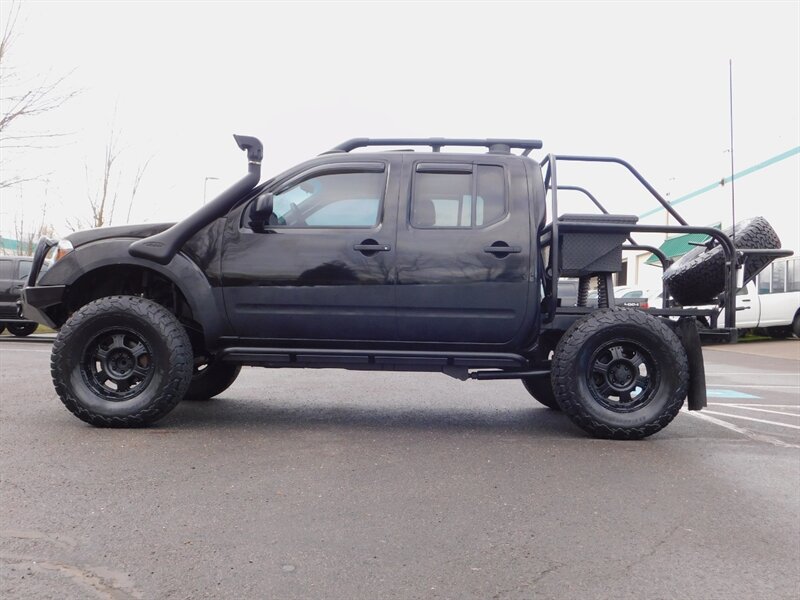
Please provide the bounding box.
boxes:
[723,256,800,338]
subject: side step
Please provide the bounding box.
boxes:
[219,347,529,374]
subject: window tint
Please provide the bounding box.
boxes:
[0,260,13,279]
[771,261,786,293]
[786,259,800,292]
[17,260,32,280]
[411,165,506,228]
[270,171,385,228]
[622,290,643,298]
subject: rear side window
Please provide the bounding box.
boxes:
[411,164,507,228]
[0,260,13,279]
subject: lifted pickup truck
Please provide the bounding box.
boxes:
[21,136,790,438]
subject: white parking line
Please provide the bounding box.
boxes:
[711,405,800,418]
[714,403,800,408]
[0,347,50,354]
[684,410,800,449]
[702,410,800,430]
[707,384,800,389]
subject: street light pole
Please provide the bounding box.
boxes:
[203,176,219,205]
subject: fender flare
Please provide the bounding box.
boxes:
[39,238,229,348]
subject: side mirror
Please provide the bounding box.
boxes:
[250,192,274,231]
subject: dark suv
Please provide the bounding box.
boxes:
[0,256,39,336]
[21,136,788,438]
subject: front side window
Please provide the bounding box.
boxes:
[269,171,385,228]
[411,164,507,228]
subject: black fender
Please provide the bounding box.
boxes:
[38,238,230,349]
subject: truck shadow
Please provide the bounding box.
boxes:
[165,397,580,437]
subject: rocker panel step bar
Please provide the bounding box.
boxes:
[219,347,528,371]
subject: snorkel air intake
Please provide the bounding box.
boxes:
[129,134,263,265]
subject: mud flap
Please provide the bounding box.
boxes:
[675,317,707,411]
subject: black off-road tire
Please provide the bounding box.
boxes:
[521,377,560,410]
[51,296,193,427]
[663,216,780,306]
[552,308,689,440]
[183,359,241,401]
[7,322,38,337]
[793,313,800,339]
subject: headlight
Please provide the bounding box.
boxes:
[54,239,74,263]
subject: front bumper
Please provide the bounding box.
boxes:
[21,285,66,329]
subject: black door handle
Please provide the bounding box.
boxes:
[484,243,521,255]
[353,244,391,252]
[353,239,391,255]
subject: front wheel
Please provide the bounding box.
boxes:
[51,296,193,427]
[552,308,688,440]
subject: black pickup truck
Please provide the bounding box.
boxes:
[21,136,788,438]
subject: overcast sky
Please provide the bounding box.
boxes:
[1,1,798,238]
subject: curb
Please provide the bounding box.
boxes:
[0,335,56,344]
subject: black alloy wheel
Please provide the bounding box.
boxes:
[82,328,154,401]
[587,340,657,413]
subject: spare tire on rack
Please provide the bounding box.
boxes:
[663,216,780,306]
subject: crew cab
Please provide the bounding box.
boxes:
[21,136,790,439]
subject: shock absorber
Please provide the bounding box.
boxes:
[597,274,609,308]
[577,276,591,307]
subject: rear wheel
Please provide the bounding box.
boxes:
[51,296,193,427]
[552,308,688,440]
[7,322,37,337]
[184,358,241,401]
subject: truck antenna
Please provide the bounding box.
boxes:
[728,59,736,244]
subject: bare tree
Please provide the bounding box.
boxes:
[86,127,121,228]
[12,194,54,255]
[126,156,153,224]
[0,0,77,189]
[68,126,153,231]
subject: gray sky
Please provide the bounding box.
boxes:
[1,0,798,237]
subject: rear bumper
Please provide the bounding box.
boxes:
[21,285,65,329]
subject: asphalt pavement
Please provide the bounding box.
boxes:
[1,338,798,599]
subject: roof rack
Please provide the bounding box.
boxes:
[325,138,544,156]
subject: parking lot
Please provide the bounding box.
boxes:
[1,337,798,599]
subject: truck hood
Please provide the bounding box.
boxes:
[65,223,176,248]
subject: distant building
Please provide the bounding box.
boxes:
[618,146,800,292]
